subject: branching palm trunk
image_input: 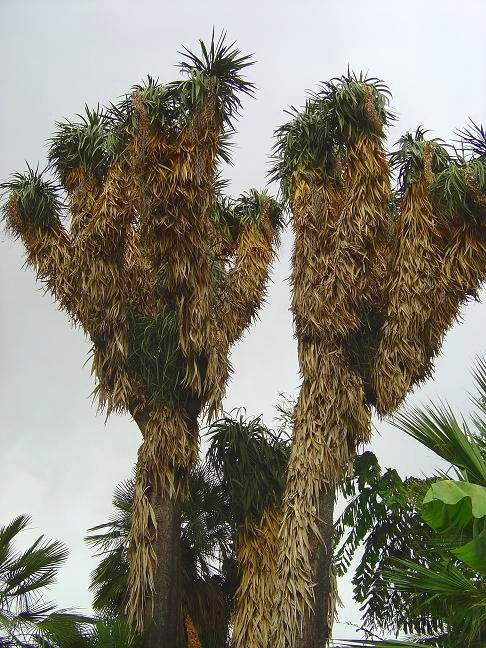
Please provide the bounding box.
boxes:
[271,77,485,647]
[3,35,281,648]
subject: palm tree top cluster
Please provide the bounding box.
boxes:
[1,30,485,648]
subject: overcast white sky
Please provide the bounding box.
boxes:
[1,0,485,640]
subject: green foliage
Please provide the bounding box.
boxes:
[206,412,290,528]
[1,168,63,230]
[85,465,234,648]
[270,99,341,200]
[423,480,486,531]
[86,412,291,646]
[394,404,486,485]
[49,108,112,184]
[127,308,187,407]
[234,189,285,232]
[211,189,285,244]
[337,359,486,645]
[335,454,437,637]
[271,72,392,199]
[457,120,486,158]
[85,478,133,615]
[317,71,393,139]
[0,515,91,648]
[46,33,254,184]
[431,155,486,222]
[389,128,450,192]
[177,30,255,128]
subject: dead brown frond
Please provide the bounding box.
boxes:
[231,506,282,648]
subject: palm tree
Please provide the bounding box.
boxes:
[2,33,283,648]
[271,73,486,647]
[205,412,290,648]
[0,515,89,648]
[334,358,486,646]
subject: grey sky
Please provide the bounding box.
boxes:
[1,0,485,640]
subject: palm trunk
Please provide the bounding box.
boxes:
[295,489,335,648]
[143,492,186,648]
[130,408,195,648]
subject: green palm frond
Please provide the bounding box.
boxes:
[431,155,486,222]
[0,516,68,599]
[177,30,255,127]
[49,107,112,185]
[127,308,187,407]
[270,99,339,199]
[393,405,486,485]
[381,557,486,646]
[0,516,90,648]
[85,465,232,619]
[456,120,486,158]
[317,71,394,139]
[131,76,182,129]
[389,128,450,192]
[1,168,63,231]
[206,412,290,528]
[83,617,135,648]
[472,356,486,418]
[234,189,285,232]
[271,72,393,199]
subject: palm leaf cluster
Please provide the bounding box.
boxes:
[0,515,93,648]
[269,69,486,646]
[2,32,283,636]
[335,359,486,646]
[270,72,393,200]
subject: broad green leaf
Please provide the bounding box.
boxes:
[422,479,486,532]
[452,517,486,571]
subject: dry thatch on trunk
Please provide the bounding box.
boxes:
[2,34,282,641]
[231,506,282,648]
[374,132,486,414]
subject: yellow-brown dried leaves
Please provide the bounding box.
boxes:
[373,176,444,414]
[231,506,282,648]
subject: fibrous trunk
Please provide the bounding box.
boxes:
[294,489,335,648]
[128,406,198,648]
[142,490,186,648]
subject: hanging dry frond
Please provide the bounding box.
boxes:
[205,191,283,417]
[231,506,282,648]
[185,614,202,648]
[272,74,390,648]
[272,345,370,647]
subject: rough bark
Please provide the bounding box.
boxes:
[295,489,335,648]
[143,492,186,648]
